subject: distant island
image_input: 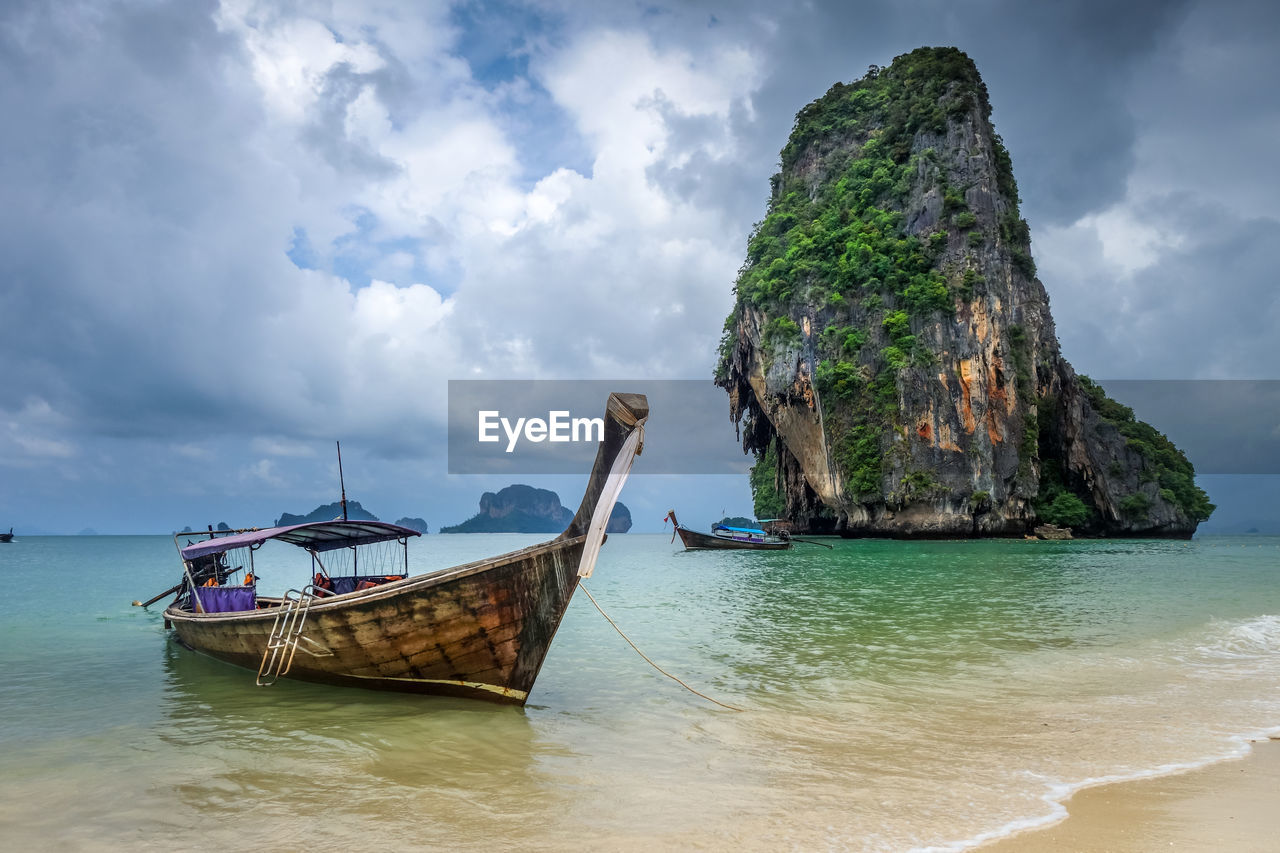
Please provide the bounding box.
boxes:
[276,501,378,526]
[180,522,232,533]
[272,503,429,533]
[441,484,631,534]
[178,504,428,534]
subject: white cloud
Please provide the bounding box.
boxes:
[241,458,285,488]
[1074,205,1186,276]
[372,113,523,235]
[537,30,757,213]
[249,437,318,457]
[0,399,77,464]
[216,1,387,122]
[12,432,77,461]
[384,27,764,381]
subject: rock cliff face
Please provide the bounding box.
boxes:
[716,47,1212,538]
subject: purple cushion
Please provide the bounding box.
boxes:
[326,576,399,595]
[195,585,256,613]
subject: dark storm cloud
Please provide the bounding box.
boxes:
[0,0,267,430]
[1050,194,1280,379]
[965,0,1194,225]
[643,94,764,232]
[630,0,1197,230]
[0,0,437,467]
[1123,0,1280,217]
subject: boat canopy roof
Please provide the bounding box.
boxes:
[181,520,421,560]
[713,524,768,535]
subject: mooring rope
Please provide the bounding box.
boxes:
[579,583,745,712]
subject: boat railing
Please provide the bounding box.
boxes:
[257,585,330,686]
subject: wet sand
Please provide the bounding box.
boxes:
[981,737,1280,852]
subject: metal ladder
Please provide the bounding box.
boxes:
[257,585,328,686]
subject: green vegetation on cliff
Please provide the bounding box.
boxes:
[1032,461,1095,529]
[1076,377,1214,522]
[749,440,786,519]
[781,51,987,168]
[719,48,1021,336]
[717,48,1021,498]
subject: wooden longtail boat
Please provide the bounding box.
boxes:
[664,509,792,551]
[159,392,647,706]
[0,528,12,543]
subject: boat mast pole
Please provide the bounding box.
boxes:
[337,440,355,575]
[337,441,348,522]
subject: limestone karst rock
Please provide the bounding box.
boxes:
[716,47,1212,537]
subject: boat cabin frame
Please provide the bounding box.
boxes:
[172,521,421,614]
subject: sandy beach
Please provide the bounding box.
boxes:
[981,737,1280,852]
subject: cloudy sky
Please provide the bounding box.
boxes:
[2,0,1277,534]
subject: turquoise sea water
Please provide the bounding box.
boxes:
[1,533,1278,851]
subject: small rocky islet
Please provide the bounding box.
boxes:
[440,484,631,534]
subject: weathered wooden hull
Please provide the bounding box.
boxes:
[166,536,585,705]
[675,526,790,551]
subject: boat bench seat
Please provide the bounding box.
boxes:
[323,576,406,595]
[194,585,256,613]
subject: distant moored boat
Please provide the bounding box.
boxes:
[0,528,13,543]
[665,510,792,550]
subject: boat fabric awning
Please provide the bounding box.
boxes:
[181,520,421,560]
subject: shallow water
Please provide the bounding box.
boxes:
[1,534,1278,850]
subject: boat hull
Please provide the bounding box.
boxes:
[166,536,585,705]
[675,527,790,551]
